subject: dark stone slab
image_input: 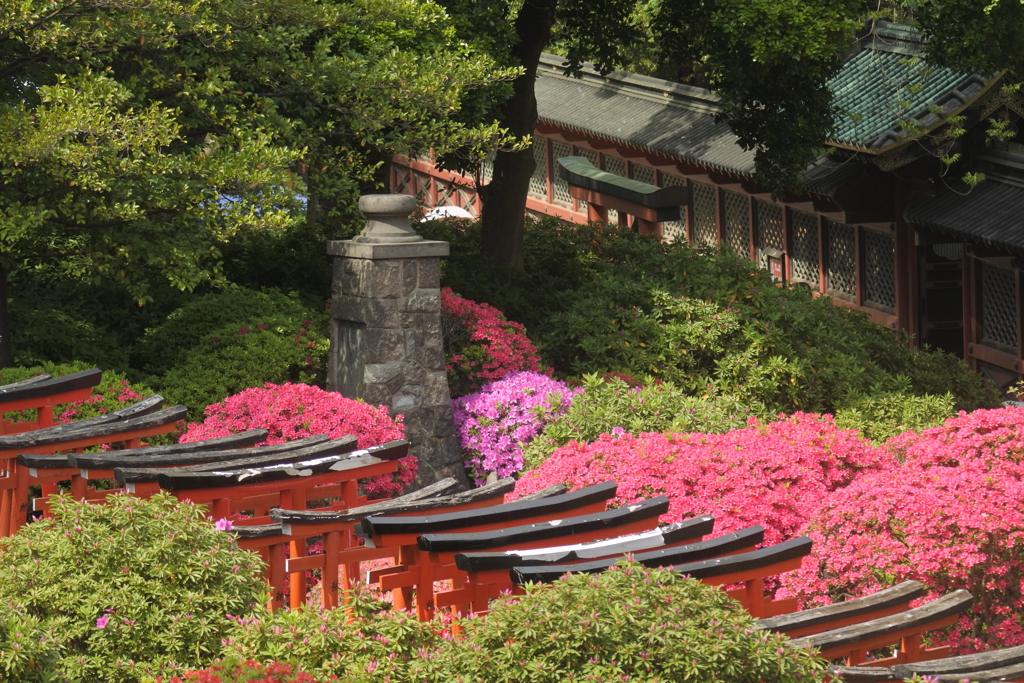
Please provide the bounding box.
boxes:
[155,440,409,490]
[789,590,973,653]
[15,403,186,462]
[360,481,617,538]
[505,525,765,582]
[68,429,270,468]
[113,436,357,484]
[757,581,924,634]
[454,516,715,573]
[893,642,1024,681]
[420,496,669,553]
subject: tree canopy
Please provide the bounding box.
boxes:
[0,0,517,364]
[440,0,1024,271]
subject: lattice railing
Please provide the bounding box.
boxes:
[393,165,414,196]
[457,187,478,217]
[723,191,750,257]
[551,141,573,208]
[413,171,434,203]
[826,220,857,299]
[755,201,784,269]
[980,261,1018,351]
[691,183,717,247]
[790,211,819,287]
[863,230,896,312]
[659,173,686,242]
[481,152,495,184]
[528,137,548,200]
[436,182,457,205]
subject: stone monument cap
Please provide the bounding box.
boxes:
[354,194,422,244]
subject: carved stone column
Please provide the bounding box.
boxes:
[327,195,469,490]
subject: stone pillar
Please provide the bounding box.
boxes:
[327,195,470,491]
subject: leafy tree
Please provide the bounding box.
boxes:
[444,0,1024,273]
[0,0,516,366]
[440,0,867,271]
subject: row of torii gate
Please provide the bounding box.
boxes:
[1,369,1021,682]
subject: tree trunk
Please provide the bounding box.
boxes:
[478,0,556,272]
[0,264,12,369]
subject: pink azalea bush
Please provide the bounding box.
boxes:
[452,371,579,485]
[181,382,413,498]
[779,406,1024,653]
[513,413,887,547]
[441,288,544,397]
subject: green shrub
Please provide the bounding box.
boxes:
[431,560,827,683]
[135,288,330,420]
[0,493,267,682]
[7,274,190,374]
[133,288,324,377]
[833,390,956,444]
[156,323,329,421]
[522,374,769,471]
[10,301,131,370]
[425,217,1000,415]
[219,591,444,682]
[0,611,60,682]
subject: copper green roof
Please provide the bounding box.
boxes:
[828,22,996,152]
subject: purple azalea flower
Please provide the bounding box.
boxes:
[453,372,579,485]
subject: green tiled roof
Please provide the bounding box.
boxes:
[828,23,994,151]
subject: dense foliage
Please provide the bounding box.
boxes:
[421,218,1001,415]
[780,407,1024,653]
[832,390,957,444]
[452,371,576,484]
[181,383,413,498]
[433,561,827,683]
[216,597,444,682]
[134,289,329,420]
[0,0,518,366]
[441,288,544,397]
[195,562,825,683]
[161,661,328,683]
[522,374,770,471]
[0,493,266,682]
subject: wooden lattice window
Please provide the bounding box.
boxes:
[980,261,1018,352]
[631,164,655,185]
[528,137,548,200]
[723,191,750,257]
[755,200,784,269]
[863,229,896,312]
[790,211,819,287]
[826,220,856,299]
[659,173,686,242]
[691,182,717,247]
[551,141,573,207]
